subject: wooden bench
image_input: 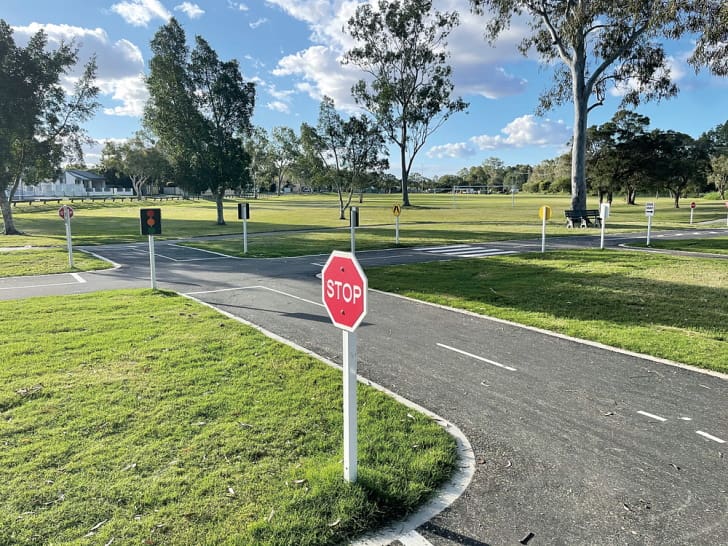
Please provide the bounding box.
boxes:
[564,209,601,228]
[11,198,62,206]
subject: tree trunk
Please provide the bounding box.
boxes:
[0,193,22,235]
[400,122,411,207]
[215,191,226,224]
[570,49,588,211]
[338,187,346,220]
[673,190,680,208]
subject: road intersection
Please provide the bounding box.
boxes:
[2,228,727,545]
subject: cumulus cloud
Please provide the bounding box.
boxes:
[470,115,571,149]
[427,142,477,159]
[250,18,268,29]
[174,2,205,19]
[11,23,147,118]
[267,101,291,113]
[227,1,249,11]
[111,0,171,27]
[610,56,687,99]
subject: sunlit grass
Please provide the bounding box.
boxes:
[0,290,456,545]
[0,248,111,277]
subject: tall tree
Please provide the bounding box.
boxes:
[243,126,273,197]
[689,1,727,76]
[470,0,704,212]
[0,20,99,235]
[343,0,467,207]
[101,133,170,199]
[145,18,255,225]
[269,126,300,196]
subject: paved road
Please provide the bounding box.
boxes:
[2,228,727,545]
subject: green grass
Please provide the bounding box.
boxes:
[0,290,457,545]
[636,236,728,255]
[4,193,727,251]
[366,250,728,373]
[0,248,110,277]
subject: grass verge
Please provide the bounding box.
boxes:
[0,249,111,277]
[366,250,728,373]
[636,236,728,255]
[0,290,456,545]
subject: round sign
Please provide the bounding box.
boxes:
[392,204,401,217]
[58,205,74,219]
[322,251,368,332]
[690,202,696,209]
[538,205,552,220]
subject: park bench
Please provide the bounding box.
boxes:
[564,209,601,228]
[11,198,62,206]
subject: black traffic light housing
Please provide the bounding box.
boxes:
[140,208,162,235]
[238,202,250,220]
[350,206,359,228]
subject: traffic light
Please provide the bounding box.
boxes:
[140,208,162,235]
[238,202,250,220]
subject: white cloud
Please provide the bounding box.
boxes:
[469,115,571,149]
[427,142,476,159]
[250,18,269,29]
[610,56,687,99]
[267,101,291,113]
[11,23,146,118]
[228,1,249,11]
[174,2,205,19]
[111,0,171,27]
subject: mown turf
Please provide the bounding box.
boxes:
[0,248,110,277]
[0,290,457,545]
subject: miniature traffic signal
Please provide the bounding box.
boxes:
[238,202,250,220]
[140,208,162,235]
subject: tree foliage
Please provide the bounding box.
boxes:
[101,133,170,199]
[145,18,255,224]
[343,0,467,207]
[0,20,99,235]
[469,0,706,212]
[268,126,300,196]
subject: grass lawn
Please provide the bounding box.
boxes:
[0,248,110,277]
[366,250,728,373]
[635,236,728,255]
[0,290,457,545]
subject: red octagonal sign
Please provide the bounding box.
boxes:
[322,250,368,332]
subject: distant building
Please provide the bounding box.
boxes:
[60,169,107,193]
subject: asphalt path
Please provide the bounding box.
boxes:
[2,227,727,545]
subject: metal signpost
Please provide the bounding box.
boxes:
[238,203,250,254]
[725,201,728,226]
[350,207,359,254]
[321,251,368,483]
[645,202,655,246]
[58,205,74,267]
[538,205,551,253]
[392,204,401,244]
[600,203,610,250]
[690,201,696,224]
[140,208,162,289]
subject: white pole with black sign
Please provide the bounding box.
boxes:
[350,206,358,254]
[645,202,655,246]
[600,203,610,250]
[61,206,74,268]
[238,203,250,254]
[393,204,401,244]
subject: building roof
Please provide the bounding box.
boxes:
[65,169,105,181]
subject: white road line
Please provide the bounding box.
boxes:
[168,244,240,259]
[436,343,517,371]
[399,530,434,546]
[70,273,86,283]
[637,410,667,422]
[450,248,504,255]
[414,244,472,251]
[696,430,726,444]
[453,250,518,258]
[0,280,80,291]
[183,284,325,307]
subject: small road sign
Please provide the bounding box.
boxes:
[392,204,401,217]
[322,251,367,332]
[690,201,696,209]
[538,205,551,220]
[645,202,655,216]
[58,205,74,219]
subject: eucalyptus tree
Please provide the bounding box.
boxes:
[145,18,255,224]
[648,131,711,208]
[243,127,273,197]
[469,0,711,212]
[269,126,301,196]
[0,20,99,235]
[101,133,170,199]
[343,0,467,207]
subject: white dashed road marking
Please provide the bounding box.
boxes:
[437,343,517,372]
[637,410,667,422]
[696,431,725,444]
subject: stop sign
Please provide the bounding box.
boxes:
[58,205,74,219]
[322,251,367,331]
[690,201,696,209]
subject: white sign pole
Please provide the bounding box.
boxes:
[148,235,157,289]
[690,208,694,224]
[541,214,547,253]
[600,204,609,250]
[395,216,400,245]
[63,207,74,268]
[243,217,248,254]
[350,214,356,254]
[646,214,653,246]
[343,329,358,483]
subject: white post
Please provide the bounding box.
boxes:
[600,216,606,250]
[243,217,248,254]
[350,217,356,254]
[646,215,653,246]
[512,188,515,208]
[64,208,74,268]
[690,208,694,224]
[395,216,400,245]
[541,214,546,253]
[148,235,157,290]
[343,329,357,483]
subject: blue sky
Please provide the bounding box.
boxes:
[4,0,727,178]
